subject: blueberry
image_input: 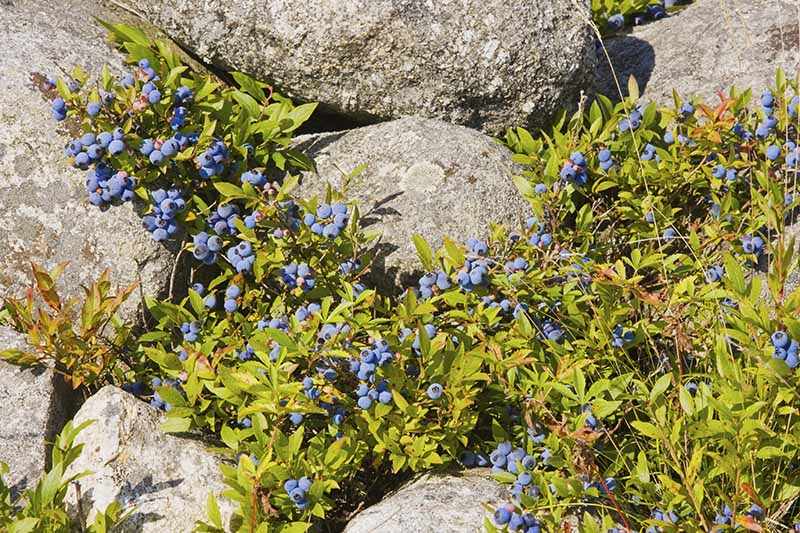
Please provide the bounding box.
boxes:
[494,508,511,525]
[772,331,790,348]
[766,144,781,161]
[108,139,125,155]
[607,13,624,30]
[149,150,164,165]
[426,383,443,400]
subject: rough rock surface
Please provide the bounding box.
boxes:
[126,0,595,133]
[0,326,79,495]
[0,0,177,323]
[595,0,800,105]
[65,386,236,532]
[294,117,531,292]
[344,469,508,533]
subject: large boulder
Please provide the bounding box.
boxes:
[126,0,595,133]
[344,469,509,533]
[65,386,236,532]
[0,0,177,324]
[0,327,79,496]
[294,117,531,292]
[595,0,800,105]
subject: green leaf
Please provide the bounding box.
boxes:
[213,182,246,199]
[95,19,151,47]
[412,234,434,270]
[9,518,39,533]
[627,75,640,102]
[232,90,261,119]
[649,373,672,402]
[220,426,238,450]
[283,103,318,133]
[512,174,533,198]
[205,492,223,527]
[161,416,192,433]
[631,420,661,440]
[231,71,266,102]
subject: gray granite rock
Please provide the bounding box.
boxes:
[124,0,595,133]
[294,117,530,292]
[344,469,508,533]
[0,326,79,496]
[64,385,236,532]
[595,0,800,105]
[0,0,177,324]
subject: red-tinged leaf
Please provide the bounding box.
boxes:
[31,262,61,311]
[741,483,765,508]
[736,515,763,532]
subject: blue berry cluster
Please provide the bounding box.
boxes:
[283,477,313,510]
[645,508,679,532]
[294,303,321,322]
[504,257,528,279]
[598,149,614,172]
[711,503,762,532]
[560,151,588,185]
[142,188,186,242]
[493,502,542,532]
[785,141,800,168]
[755,90,779,139]
[197,141,230,178]
[140,132,195,166]
[64,129,126,169]
[302,202,349,239]
[607,1,673,31]
[318,322,352,344]
[192,232,223,264]
[456,238,491,290]
[400,323,437,354]
[355,380,393,410]
[85,167,136,208]
[490,441,537,474]
[240,169,267,187]
[619,106,643,132]
[611,324,634,348]
[149,376,183,411]
[540,320,564,342]
[349,339,394,384]
[51,97,68,121]
[771,330,799,369]
[704,265,724,283]
[711,164,737,182]
[171,85,193,129]
[139,78,162,106]
[458,450,490,467]
[180,321,201,342]
[481,296,513,314]
[417,270,451,298]
[526,217,553,248]
[207,203,241,236]
[640,143,658,162]
[280,262,315,290]
[740,234,765,256]
[227,240,255,273]
[224,284,241,313]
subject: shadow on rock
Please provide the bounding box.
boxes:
[594,35,656,102]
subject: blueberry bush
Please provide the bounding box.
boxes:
[0,421,129,532]
[4,18,800,533]
[593,0,692,33]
